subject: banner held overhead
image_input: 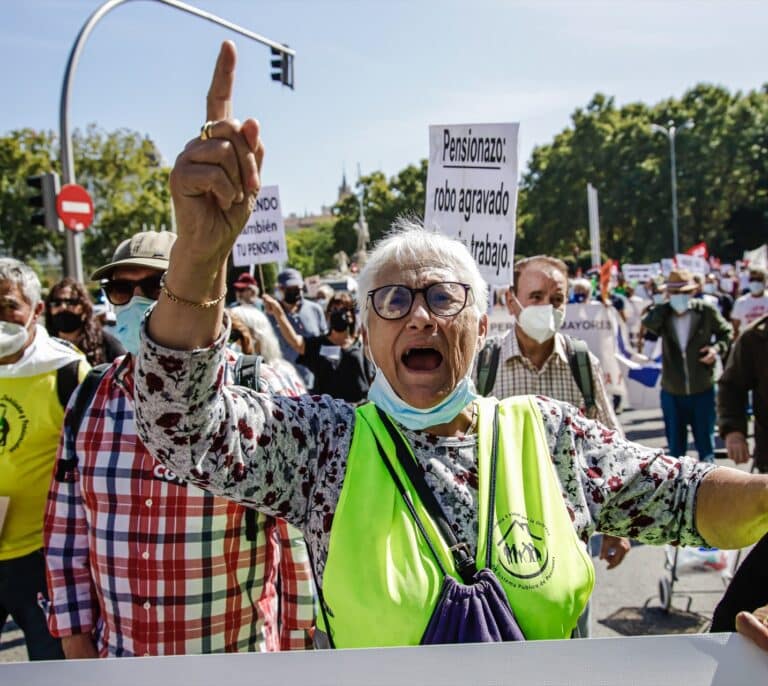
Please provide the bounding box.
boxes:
[424,123,519,286]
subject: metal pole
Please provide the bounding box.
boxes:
[59,0,295,280]
[669,127,679,256]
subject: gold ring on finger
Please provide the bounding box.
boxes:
[200,121,216,141]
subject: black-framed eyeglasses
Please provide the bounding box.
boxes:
[367,282,471,320]
[101,275,162,305]
[49,297,80,308]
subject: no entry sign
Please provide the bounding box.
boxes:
[56,183,94,232]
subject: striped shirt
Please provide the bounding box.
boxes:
[44,353,315,657]
[488,324,621,433]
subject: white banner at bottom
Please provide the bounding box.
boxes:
[1,633,766,686]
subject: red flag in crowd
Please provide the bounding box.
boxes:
[686,242,709,259]
[599,259,614,301]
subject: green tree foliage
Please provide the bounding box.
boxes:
[0,129,61,261]
[333,160,428,254]
[74,124,170,272]
[284,220,337,277]
[520,84,768,264]
[0,125,170,277]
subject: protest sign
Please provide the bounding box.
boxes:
[661,258,675,277]
[676,253,709,275]
[2,630,764,686]
[743,244,768,270]
[622,263,661,285]
[233,186,288,267]
[561,301,627,402]
[487,306,515,338]
[424,123,519,286]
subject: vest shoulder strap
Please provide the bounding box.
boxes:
[65,363,111,437]
[563,336,596,417]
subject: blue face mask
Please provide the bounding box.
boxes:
[114,296,154,355]
[669,293,690,315]
[367,368,478,431]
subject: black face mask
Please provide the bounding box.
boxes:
[283,290,302,305]
[330,310,352,333]
[51,310,83,334]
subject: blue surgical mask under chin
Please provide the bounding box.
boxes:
[114,295,155,355]
[367,367,478,431]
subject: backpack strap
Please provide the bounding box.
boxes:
[56,359,82,409]
[65,363,111,436]
[234,354,263,391]
[55,362,111,483]
[564,336,597,419]
[475,338,501,397]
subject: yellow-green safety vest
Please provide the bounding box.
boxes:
[320,396,594,648]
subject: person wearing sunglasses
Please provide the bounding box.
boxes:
[44,229,315,659]
[44,277,124,366]
[263,290,373,403]
[133,42,768,652]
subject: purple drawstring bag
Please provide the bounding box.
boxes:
[420,568,525,644]
[372,406,527,645]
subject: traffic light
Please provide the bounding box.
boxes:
[270,45,294,89]
[26,172,63,233]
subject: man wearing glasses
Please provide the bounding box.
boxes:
[44,231,315,658]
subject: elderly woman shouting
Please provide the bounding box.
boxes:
[134,42,768,651]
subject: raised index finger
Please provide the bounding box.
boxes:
[207,41,237,121]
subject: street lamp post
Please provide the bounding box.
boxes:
[650,119,694,256]
[59,0,295,281]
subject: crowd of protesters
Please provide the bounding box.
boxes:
[2,233,768,661]
[1,40,766,659]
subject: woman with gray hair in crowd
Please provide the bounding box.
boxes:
[229,306,306,397]
[133,42,768,652]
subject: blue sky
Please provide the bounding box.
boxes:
[3,0,767,217]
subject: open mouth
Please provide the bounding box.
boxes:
[402,347,443,371]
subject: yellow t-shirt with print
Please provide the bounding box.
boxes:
[0,362,88,560]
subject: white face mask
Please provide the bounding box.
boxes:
[652,293,667,305]
[719,278,733,292]
[0,310,34,359]
[669,293,690,315]
[749,281,765,296]
[702,283,716,295]
[517,304,565,343]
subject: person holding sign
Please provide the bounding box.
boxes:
[263,290,374,403]
[266,268,326,391]
[133,41,768,651]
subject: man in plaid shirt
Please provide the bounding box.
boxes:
[485,255,628,637]
[43,232,315,658]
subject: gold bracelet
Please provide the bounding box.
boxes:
[159,272,226,309]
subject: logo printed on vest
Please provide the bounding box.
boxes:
[493,512,554,588]
[0,396,29,455]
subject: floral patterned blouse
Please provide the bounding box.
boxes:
[134,314,715,586]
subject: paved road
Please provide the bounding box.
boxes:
[0,406,747,662]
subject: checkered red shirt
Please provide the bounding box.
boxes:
[44,353,315,657]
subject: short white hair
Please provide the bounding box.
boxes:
[0,258,41,307]
[356,217,488,327]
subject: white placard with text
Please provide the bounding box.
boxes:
[424,123,519,286]
[233,185,288,267]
